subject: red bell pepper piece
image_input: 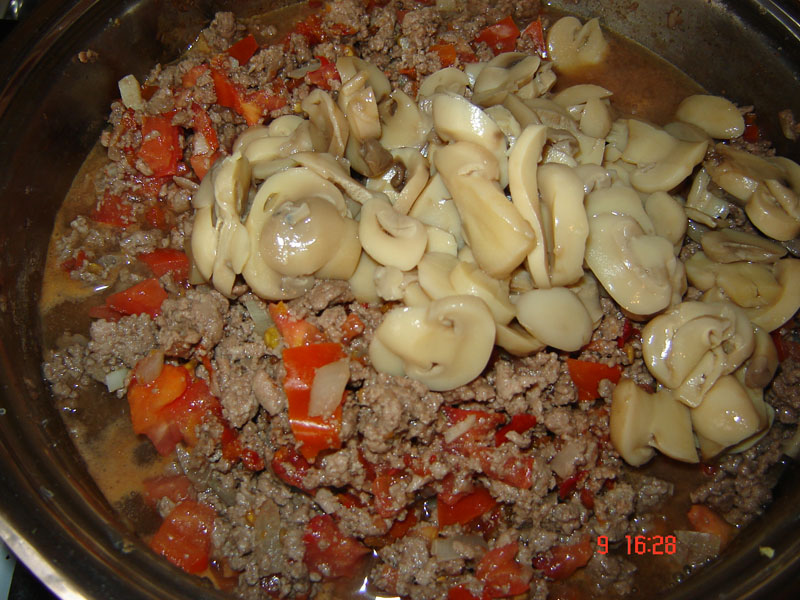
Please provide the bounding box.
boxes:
[437,486,497,527]
[431,43,457,67]
[91,192,134,228]
[521,17,546,56]
[105,278,168,318]
[566,358,622,401]
[306,56,341,90]
[150,500,216,574]
[137,248,190,281]
[226,34,259,65]
[474,16,520,55]
[138,115,182,177]
[533,536,593,580]
[495,414,537,445]
[476,542,532,598]
[303,514,370,578]
[268,301,325,347]
[687,504,735,548]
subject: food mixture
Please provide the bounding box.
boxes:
[40,0,800,598]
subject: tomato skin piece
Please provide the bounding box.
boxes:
[533,536,593,580]
[495,414,537,446]
[143,474,196,507]
[437,486,497,527]
[226,34,259,65]
[474,16,520,55]
[190,103,219,154]
[105,278,168,318]
[566,358,622,402]
[150,500,216,574]
[269,301,325,348]
[271,446,313,490]
[306,56,341,90]
[476,542,531,598]
[303,514,370,578]
[139,115,182,177]
[431,43,457,67]
[91,192,134,228]
[442,407,504,456]
[182,64,209,88]
[283,342,346,461]
[128,364,190,454]
[479,451,534,489]
[521,17,546,56]
[137,248,190,281]
[687,504,735,548]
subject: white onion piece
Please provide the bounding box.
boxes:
[432,534,487,560]
[134,350,165,385]
[309,358,350,417]
[118,74,144,110]
[104,367,130,392]
[549,439,583,479]
[444,414,476,443]
[243,297,272,338]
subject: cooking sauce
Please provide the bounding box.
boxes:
[40,7,710,598]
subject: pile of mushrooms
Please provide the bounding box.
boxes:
[188,16,800,461]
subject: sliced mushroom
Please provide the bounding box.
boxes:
[434,141,535,279]
[426,225,458,256]
[675,95,745,140]
[335,55,391,102]
[641,300,755,407]
[374,265,414,301]
[568,272,604,328]
[586,183,655,235]
[546,16,609,72]
[485,106,521,146]
[432,92,509,188]
[418,67,470,98]
[301,89,349,158]
[359,196,427,271]
[585,213,684,317]
[292,151,383,205]
[417,251,459,300]
[701,228,786,263]
[515,287,593,352]
[472,52,541,107]
[369,295,497,391]
[744,325,779,389]
[348,251,381,304]
[685,250,782,309]
[553,84,613,139]
[746,177,800,241]
[644,192,687,251]
[705,144,784,204]
[449,260,515,324]
[744,257,800,331]
[517,60,557,99]
[379,90,433,149]
[685,168,730,228]
[690,374,767,450]
[367,148,429,215]
[650,387,699,464]
[609,378,657,467]
[408,173,464,247]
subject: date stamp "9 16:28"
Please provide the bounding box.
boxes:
[597,535,678,555]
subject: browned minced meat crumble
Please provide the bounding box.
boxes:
[42,1,800,599]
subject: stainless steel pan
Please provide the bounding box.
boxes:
[0,1,798,598]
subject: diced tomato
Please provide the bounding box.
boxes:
[143,474,196,507]
[479,451,534,489]
[190,103,219,154]
[557,470,587,500]
[283,342,346,461]
[687,504,735,548]
[743,113,760,143]
[150,500,216,574]
[438,486,497,527]
[387,511,418,540]
[139,115,182,177]
[372,468,405,518]
[303,514,370,578]
[145,203,168,231]
[61,250,87,272]
[448,586,483,600]
[220,428,265,471]
[182,64,209,88]
[521,17,546,56]
[579,487,595,510]
[269,302,325,347]
[431,43,457,67]
[87,303,123,321]
[105,278,168,318]
[476,542,531,598]
[533,536,593,580]
[442,407,505,456]
[294,14,326,45]
[566,358,622,402]
[226,34,259,65]
[91,192,135,228]
[495,414,537,446]
[329,23,358,36]
[138,248,190,281]
[474,16,520,55]
[190,152,221,180]
[340,312,365,343]
[128,364,190,454]
[271,446,313,491]
[306,56,341,91]
[160,378,221,447]
[210,69,239,108]
[616,319,640,348]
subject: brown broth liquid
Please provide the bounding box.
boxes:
[40,10,707,599]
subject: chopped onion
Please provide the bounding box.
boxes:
[118,74,145,111]
[309,358,350,417]
[432,534,487,561]
[243,297,273,338]
[286,59,321,79]
[134,349,164,384]
[104,367,130,392]
[443,414,476,444]
[549,439,583,479]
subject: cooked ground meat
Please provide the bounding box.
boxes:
[40,1,800,600]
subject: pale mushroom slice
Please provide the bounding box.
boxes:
[495,321,545,356]
[379,90,433,150]
[684,250,782,309]
[292,151,384,205]
[675,95,745,140]
[301,89,349,159]
[546,16,609,72]
[426,225,458,256]
[746,177,800,241]
[449,260,515,324]
[701,228,787,263]
[585,213,684,317]
[610,378,699,467]
[553,84,613,139]
[374,265,416,302]
[621,119,709,193]
[685,168,731,228]
[515,287,593,352]
[704,144,784,204]
[486,106,521,147]
[366,148,430,215]
[568,272,604,328]
[508,124,550,287]
[348,251,381,304]
[408,173,464,248]
[537,163,589,287]
[690,374,767,452]
[417,252,459,300]
[335,55,391,102]
[517,60,557,99]
[585,183,655,235]
[434,141,535,279]
[745,257,800,331]
[418,67,470,99]
[744,325,779,389]
[338,71,384,177]
[432,92,509,188]
[359,196,428,271]
[641,300,755,407]
[471,52,542,107]
[609,378,657,467]
[369,295,497,391]
[644,192,687,251]
[242,167,350,299]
